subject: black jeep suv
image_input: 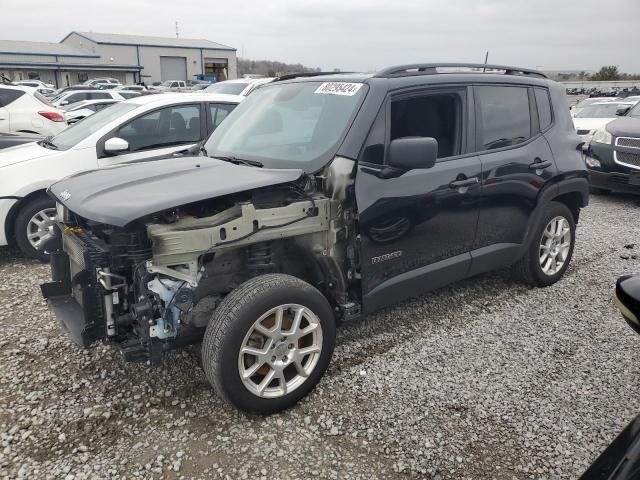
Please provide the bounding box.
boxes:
[584,102,640,195]
[41,64,588,413]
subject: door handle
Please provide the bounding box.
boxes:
[449,177,479,189]
[528,159,552,170]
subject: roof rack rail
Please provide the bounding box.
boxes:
[273,71,353,82]
[375,63,547,79]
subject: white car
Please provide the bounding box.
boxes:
[14,80,55,89]
[63,99,121,124]
[152,80,188,92]
[0,93,243,259]
[50,89,136,108]
[204,78,274,96]
[0,85,66,136]
[572,101,635,140]
[84,78,121,88]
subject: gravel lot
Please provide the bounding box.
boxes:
[0,193,639,480]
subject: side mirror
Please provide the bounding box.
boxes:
[387,137,438,171]
[104,137,130,154]
[59,100,68,106]
[616,275,640,331]
[616,106,631,116]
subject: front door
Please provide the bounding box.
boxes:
[356,87,482,313]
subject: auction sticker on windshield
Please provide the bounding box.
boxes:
[315,82,363,96]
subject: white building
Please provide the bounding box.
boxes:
[0,31,237,87]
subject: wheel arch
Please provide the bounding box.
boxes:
[4,189,49,244]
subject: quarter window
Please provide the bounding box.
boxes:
[116,104,201,152]
[476,86,532,150]
[534,88,553,131]
[0,89,24,107]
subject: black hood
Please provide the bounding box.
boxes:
[606,117,640,138]
[49,156,304,226]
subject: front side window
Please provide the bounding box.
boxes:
[390,93,461,159]
[204,81,367,171]
[476,85,532,150]
[89,92,111,100]
[49,102,138,150]
[116,104,201,152]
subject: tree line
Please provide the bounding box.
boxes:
[238,58,322,78]
[556,66,640,81]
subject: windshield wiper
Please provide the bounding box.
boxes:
[38,137,58,150]
[213,155,263,168]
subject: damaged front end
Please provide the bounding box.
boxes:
[41,157,359,364]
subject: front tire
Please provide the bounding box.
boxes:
[202,274,336,414]
[14,195,57,262]
[512,201,576,287]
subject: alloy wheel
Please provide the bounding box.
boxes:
[238,304,323,398]
[539,216,571,276]
[26,208,57,251]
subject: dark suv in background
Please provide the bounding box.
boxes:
[584,102,640,194]
[42,63,588,414]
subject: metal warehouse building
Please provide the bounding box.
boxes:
[0,31,237,87]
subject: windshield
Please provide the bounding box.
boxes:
[205,82,248,95]
[204,81,367,171]
[48,102,138,150]
[160,81,173,87]
[575,103,628,118]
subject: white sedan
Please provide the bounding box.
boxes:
[572,101,636,140]
[0,92,242,260]
[0,85,66,136]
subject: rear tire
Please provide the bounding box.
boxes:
[14,195,56,262]
[201,274,336,414]
[511,201,576,287]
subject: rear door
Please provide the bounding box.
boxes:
[97,103,204,166]
[470,84,556,274]
[356,86,482,311]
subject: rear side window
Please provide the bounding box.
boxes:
[0,89,25,107]
[476,85,531,150]
[534,88,553,131]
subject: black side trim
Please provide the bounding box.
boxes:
[362,252,470,314]
[0,196,21,200]
[468,243,521,277]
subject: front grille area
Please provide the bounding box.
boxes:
[616,137,640,149]
[63,231,109,314]
[615,152,640,169]
[577,129,591,135]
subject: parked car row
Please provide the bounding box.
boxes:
[0,92,242,259]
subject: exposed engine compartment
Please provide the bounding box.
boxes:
[44,158,360,364]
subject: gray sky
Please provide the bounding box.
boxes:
[3,0,639,73]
